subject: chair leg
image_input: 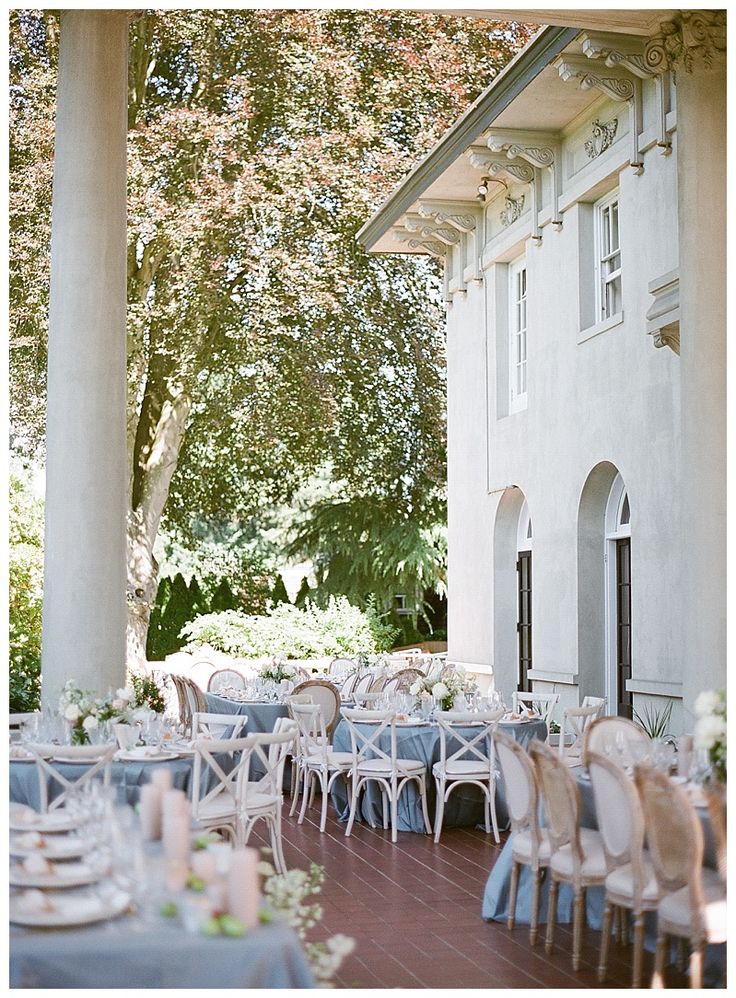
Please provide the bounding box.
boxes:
[530,867,542,945]
[345,779,359,838]
[676,937,688,972]
[545,879,559,955]
[419,777,432,835]
[433,780,446,844]
[508,861,520,931]
[572,888,585,971]
[487,782,500,844]
[390,785,398,844]
[289,759,300,816]
[381,788,389,830]
[598,899,614,982]
[632,912,645,989]
[298,770,311,824]
[319,771,329,833]
[689,942,703,990]
[652,931,667,988]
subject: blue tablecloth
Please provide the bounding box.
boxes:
[10,756,200,810]
[11,885,313,989]
[205,694,289,733]
[331,718,547,834]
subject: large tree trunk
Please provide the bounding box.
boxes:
[126,391,191,670]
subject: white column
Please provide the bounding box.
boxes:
[41,10,129,706]
[676,54,727,720]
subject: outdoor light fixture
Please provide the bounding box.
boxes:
[476,177,490,201]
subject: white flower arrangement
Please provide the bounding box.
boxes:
[409,668,478,711]
[259,658,297,683]
[258,859,355,987]
[58,681,102,744]
[693,688,726,782]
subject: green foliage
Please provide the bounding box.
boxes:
[9,461,44,712]
[271,574,290,605]
[210,578,238,613]
[633,699,676,744]
[181,596,397,659]
[128,671,167,714]
[294,577,311,608]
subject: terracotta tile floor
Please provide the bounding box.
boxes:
[249,797,692,990]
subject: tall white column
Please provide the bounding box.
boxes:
[41,10,129,706]
[676,52,727,721]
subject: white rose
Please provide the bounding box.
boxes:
[64,704,81,722]
[111,698,126,711]
[409,679,423,695]
[432,682,449,699]
[694,714,726,751]
[694,690,720,719]
[82,715,99,731]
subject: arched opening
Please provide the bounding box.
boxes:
[605,473,632,717]
[577,462,619,709]
[493,487,531,696]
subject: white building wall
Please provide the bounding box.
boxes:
[446,94,684,720]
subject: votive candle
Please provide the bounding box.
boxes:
[162,813,191,863]
[139,783,162,841]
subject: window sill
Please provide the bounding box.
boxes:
[577,310,623,345]
[508,398,528,416]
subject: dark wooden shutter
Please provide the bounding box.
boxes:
[517,550,532,693]
[616,537,633,717]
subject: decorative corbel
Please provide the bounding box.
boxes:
[484,129,561,240]
[392,228,455,306]
[466,147,536,186]
[554,55,644,174]
[417,201,483,283]
[402,216,461,246]
[646,269,680,354]
[644,10,726,75]
[580,31,671,154]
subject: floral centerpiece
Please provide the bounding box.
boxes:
[259,657,297,683]
[693,688,726,783]
[59,672,167,744]
[409,665,478,712]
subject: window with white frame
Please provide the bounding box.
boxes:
[595,191,622,321]
[509,257,527,413]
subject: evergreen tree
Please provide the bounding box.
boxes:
[271,574,290,605]
[295,576,311,608]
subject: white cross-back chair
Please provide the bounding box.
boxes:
[30,743,118,813]
[432,708,505,844]
[290,702,352,833]
[341,707,432,843]
[529,739,607,972]
[190,735,252,843]
[191,711,247,740]
[286,693,314,815]
[558,703,602,764]
[494,730,550,945]
[512,691,559,737]
[634,764,727,989]
[587,751,660,987]
[581,695,606,716]
[238,726,297,873]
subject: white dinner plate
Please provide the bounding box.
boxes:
[9,805,81,834]
[395,718,429,727]
[10,835,94,860]
[9,746,53,763]
[10,889,130,927]
[115,749,179,762]
[10,861,99,889]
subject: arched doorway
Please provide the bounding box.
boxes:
[605,473,632,717]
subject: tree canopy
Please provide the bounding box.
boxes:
[9,9,536,660]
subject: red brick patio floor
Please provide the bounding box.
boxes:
[249,797,692,989]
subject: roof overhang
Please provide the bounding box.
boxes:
[357,24,579,251]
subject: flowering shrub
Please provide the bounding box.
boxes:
[409,666,478,711]
[694,689,726,782]
[259,859,355,987]
[181,596,396,659]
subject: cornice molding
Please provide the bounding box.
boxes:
[644,10,726,74]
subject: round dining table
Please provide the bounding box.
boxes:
[205,693,289,733]
[330,716,547,834]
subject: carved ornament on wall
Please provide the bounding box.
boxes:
[585,118,618,159]
[500,193,525,228]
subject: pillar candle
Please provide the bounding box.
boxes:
[227,847,260,928]
[162,813,191,863]
[165,857,189,893]
[191,850,217,884]
[207,841,233,876]
[162,788,188,816]
[150,767,173,792]
[139,783,162,841]
[678,734,693,779]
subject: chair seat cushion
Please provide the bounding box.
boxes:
[193,797,238,822]
[357,757,425,776]
[512,828,551,865]
[658,870,727,942]
[305,750,353,769]
[605,854,660,904]
[432,761,493,778]
[550,827,607,881]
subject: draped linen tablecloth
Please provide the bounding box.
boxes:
[11,897,314,988]
[205,693,289,733]
[10,755,200,811]
[330,717,547,834]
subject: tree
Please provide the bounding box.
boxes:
[9,460,44,711]
[271,574,290,606]
[10,10,537,667]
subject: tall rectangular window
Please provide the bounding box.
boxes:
[509,257,527,413]
[595,190,621,320]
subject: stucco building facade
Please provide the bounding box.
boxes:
[359,11,726,729]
